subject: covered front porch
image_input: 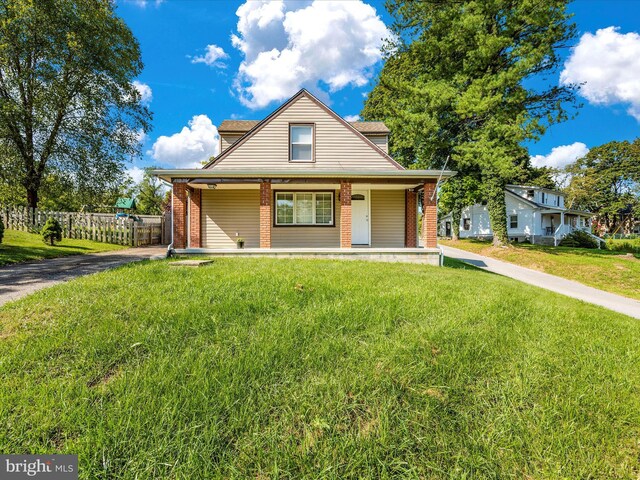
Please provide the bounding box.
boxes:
[154,169,452,263]
[539,209,593,245]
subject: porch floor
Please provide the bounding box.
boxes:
[175,247,443,265]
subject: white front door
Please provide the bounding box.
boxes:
[351,190,370,245]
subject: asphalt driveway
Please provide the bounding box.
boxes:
[0,247,166,306]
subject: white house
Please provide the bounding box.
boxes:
[439,185,594,245]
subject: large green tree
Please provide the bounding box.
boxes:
[566,139,640,235]
[0,0,151,209]
[135,167,167,215]
[363,0,577,244]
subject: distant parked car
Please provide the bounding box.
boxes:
[115,212,141,222]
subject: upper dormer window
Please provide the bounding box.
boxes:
[290,124,314,162]
[526,190,535,200]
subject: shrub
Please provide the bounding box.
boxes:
[558,230,598,249]
[41,217,63,246]
[0,215,4,244]
[606,238,640,254]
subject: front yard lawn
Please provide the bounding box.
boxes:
[1,258,639,478]
[0,229,127,266]
[441,238,640,300]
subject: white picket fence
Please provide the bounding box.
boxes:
[1,205,167,246]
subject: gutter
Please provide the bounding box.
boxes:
[151,169,458,183]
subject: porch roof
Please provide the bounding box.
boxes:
[540,208,593,216]
[152,168,456,184]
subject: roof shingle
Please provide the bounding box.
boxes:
[218,119,389,134]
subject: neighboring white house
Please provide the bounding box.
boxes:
[439,185,594,245]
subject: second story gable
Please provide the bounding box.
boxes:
[507,185,565,208]
[219,120,390,155]
[207,90,400,172]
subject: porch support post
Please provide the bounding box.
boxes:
[422,180,437,248]
[340,181,352,248]
[189,188,201,248]
[260,181,272,248]
[405,189,418,247]
[172,182,187,249]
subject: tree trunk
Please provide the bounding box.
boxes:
[26,186,38,210]
[485,177,508,246]
[451,204,462,241]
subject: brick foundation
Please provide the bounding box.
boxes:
[189,188,201,248]
[172,182,187,249]
[260,181,272,248]
[340,181,352,248]
[422,181,437,248]
[405,190,418,247]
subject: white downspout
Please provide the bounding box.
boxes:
[167,182,174,257]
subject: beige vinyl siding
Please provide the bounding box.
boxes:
[271,191,340,247]
[371,190,405,247]
[201,189,259,248]
[212,95,399,171]
[220,134,242,153]
[364,134,388,154]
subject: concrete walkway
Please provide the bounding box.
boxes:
[441,245,640,319]
[0,247,166,307]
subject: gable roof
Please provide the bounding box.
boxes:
[348,121,390,134]
[218,119,390,135]
[505,189,542,208]
[506,184,565,196]
[205,89,402,170]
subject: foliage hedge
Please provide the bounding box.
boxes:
[606,237,640,254]
[558,230,598,249]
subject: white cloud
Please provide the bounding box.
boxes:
[133,80,152,104]
[530,142,589,169]
[135,128,148,144]
[128,0,164,7]
[126,166,146,184]
[149,115,219,168]
[344,114,360,122]
[231,0,391,109]
[191,44,228,68]
[561,27,640,120]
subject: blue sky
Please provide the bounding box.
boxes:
[117,0,640,181]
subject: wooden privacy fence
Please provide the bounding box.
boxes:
[1,205,167,247]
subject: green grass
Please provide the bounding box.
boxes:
[0,229,127,266]
[441,239,640,300]
[1,258,639,478]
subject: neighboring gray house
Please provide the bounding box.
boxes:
[439,185,594,245]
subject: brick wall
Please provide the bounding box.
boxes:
[259,181,271,248]
[340,181,352,248]
[172,182,187,249]
[422,181,437,248]
[405,190,417,248]
[189,188,201,248]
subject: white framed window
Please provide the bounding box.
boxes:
[462,218,471,231]
[509,214,518,229]
[289,125,314,162]
[275,191,334,226]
